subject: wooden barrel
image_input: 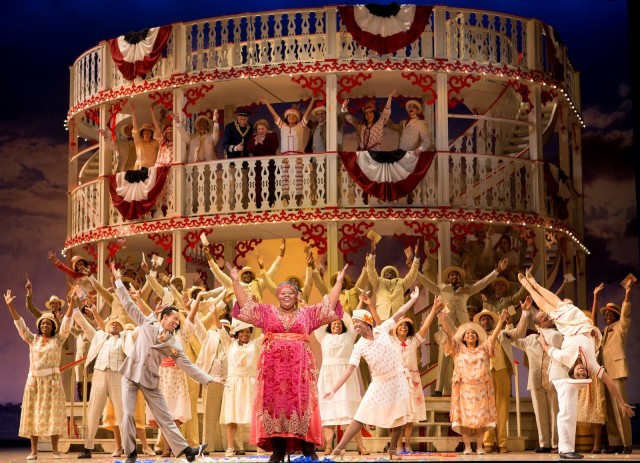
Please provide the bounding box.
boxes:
[575,423,594,452]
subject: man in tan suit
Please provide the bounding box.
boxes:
[111,263,217,463]
[474,297,528,454]
[600,283,633,454]
[509,304,563,453]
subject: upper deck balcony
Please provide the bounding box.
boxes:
[65,5,584,255]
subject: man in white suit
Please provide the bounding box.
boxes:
[74,308,131,459]
[111,263,217,463]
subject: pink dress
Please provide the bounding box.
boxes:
[233,296,343,452]
[445,339,497,433]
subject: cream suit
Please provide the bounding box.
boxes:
[511,323,563,449]
[115,281,214,457]
[367,255,420,320]
[601,301,632,447]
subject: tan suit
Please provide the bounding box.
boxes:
[483,311,528,451]
[601,301,632,447]
[208,256,282,303]
[511,323,563,449]
[115,281,213,456]
[313,266,369,314]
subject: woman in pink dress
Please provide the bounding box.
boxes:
[440,304,508,455]
[229,262,348,462]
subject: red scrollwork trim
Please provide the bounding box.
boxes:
[509,80,533,113]
[64,208,585,257]
[147,232,173,253]
[85,108,100,126]
[234,239,263,269]
[291,75,326,100]
[292,222,327,256]
[513,224,538,259]
[338,221,373,265]
[448,74,481,109]
[82,243,98,261]
[107,99,129,138]
[403,220,440,255]
[148,91,173,110]
[182,84,215,117]
[401,72,436,106]
[337,73,372,102]
[69,59,562,119]
[450,222,485,255]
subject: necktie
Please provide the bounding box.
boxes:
[158,329,169,343]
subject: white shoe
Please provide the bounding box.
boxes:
[463,448,472,455]
[52,454,62,459]
[225,448,235,457]
[256,448,266,455]
[477,448,485,455]
[112,448,124,457]
[26,455,37,460]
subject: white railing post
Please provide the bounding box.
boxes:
[432,6,448,60]
[435,72,449,206]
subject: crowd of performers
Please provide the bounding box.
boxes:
[4,237,636,461]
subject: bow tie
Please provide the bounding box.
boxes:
[401,341,408,347]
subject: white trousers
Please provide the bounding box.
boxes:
[553,379,578,454]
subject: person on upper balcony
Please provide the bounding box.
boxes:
[342,90,396,151]
[304,102,346,154]
[175,109,220,163]
[151,105,180,167]
[130,101,161,169]
[260,96,314,155]
[98,122,137,172]
[387,99,432,154]
[222,107,254,159]
[247,119,279,157]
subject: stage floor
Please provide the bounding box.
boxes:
[0,448,638,462]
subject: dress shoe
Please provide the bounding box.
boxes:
[605,446,623,454]
[483,445,495,454]
[125,451,137,463]
[623,447,633,454]
[78,448,92,459]
[432,391,443,397]
[498,446,510,453]
[182,443,207,463]
[236,449,246,455]
[534,447,552,453]
[559,452,584,459]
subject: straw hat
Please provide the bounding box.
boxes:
[311,105,326,117]
[492,276,511,291]
[442,265,466,282]
[454,322,487,344]
[37,312,59,332]
[194,114,212,130]
[187,286,206,299]
[230,319,253,335]
[139,122,154,134]
[71,255,89,271]
[381,265,399,279]
[121,276,139,290]
[352,309,373,326]
[330,272,352,288]
[105,316,125,331]
[170,275,186,289]
[44,295,65,310]
[405,99,423,114]
[392,317,414,337]
[473,308,500,327]
[240,267,255,279]
[600,302,621,316]
[284,105,301,121]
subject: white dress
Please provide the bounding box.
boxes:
[219,331,262,424]
[349,318,412,428]
[391,334,426,423]
[316,314,362,426]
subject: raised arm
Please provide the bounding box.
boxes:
[203,246,233,288]
[92,303,106,331]
[302,97,316,123]
[488,309,509,348]
[259,96,280,122]
[391,286,420,323]
[88,274,115,306]
[72,304,97,341]
[467,258,506,295]
[111,263,147,326]
[592,282,604,324]
[226,263,246,309]
[24,277,43,319]
[417,295,444,339]
[329,264,349,309]
[4,290,20,321]
[359,290,380,327]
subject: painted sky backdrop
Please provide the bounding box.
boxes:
[0,1,637,405]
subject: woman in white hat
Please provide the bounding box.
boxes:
[324,287,423,460]
[219,316,264,457]
[439,299,508,455]
[151,105,177,166]
[175,109,220,163]
[390,301,441,453]
[4,289,74,460]
[342,90,396,151]
[388,98,431,154]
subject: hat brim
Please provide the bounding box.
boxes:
[442,266,466,282]
[454,322,487,344]
[600,305,621,316]
[45,298,65,309]
[473,310,500,326]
